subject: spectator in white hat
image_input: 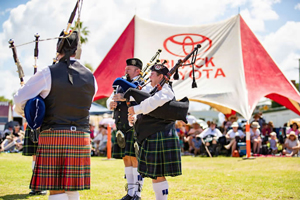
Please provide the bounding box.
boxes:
[282,131,300,157]
[250,122,262,154]
[224,122,245,155]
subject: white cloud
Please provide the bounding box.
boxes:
[262,21,300,81]
[240,0,280,32]
[295,3,300,10]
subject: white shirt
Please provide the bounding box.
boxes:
[250,128,261,139]
[13,58,98,116]
[227,129,245,138]
[133,84,174,115]
[199,127,223,139]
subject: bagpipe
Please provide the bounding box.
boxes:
[113,44,201,123]
[112,48,162,92]
[8,0,83,143]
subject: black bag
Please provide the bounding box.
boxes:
[261,144,270,155]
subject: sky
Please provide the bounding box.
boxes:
[0,0,300,111]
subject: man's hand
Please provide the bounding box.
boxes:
[128,114,135,125]
[128,107,135,115]
[109,101,117,110]
[112,93,125,102]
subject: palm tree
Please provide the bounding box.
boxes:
[71,21,90,44]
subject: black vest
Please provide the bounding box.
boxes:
[41,60,95,132]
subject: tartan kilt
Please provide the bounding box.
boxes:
[138,128,182,179]
[112,128,136,159]
[22,126,38,156]
[30,130,91,191]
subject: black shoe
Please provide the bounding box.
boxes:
[29,190,47,195]
[132,195,141,200]
[29,190,37,195]
[119,194,133,200]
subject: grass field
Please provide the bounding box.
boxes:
[0,153,299,200]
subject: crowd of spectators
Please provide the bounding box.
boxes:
[2,112,300,158]
[174,112,300,157]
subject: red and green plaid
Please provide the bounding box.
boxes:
[30,130,91,191]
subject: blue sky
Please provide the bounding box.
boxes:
[0,0,300,112]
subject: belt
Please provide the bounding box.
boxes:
[45,126,89,132]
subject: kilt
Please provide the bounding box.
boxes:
[22,126,38,156]
[138,128,182,179]
[112,128,136,159]
[30,130,91,191]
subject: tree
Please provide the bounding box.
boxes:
[0,96,13,104]
[95,98,108,107]
[71,21,89,44]
[84,63,94,72]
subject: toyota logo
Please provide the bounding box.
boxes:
[163,33,212,57]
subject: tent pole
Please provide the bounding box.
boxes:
[107,124,112,159]
[246,122,251,158]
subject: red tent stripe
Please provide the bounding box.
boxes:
[240,15,300,115]
[93,17,135,101]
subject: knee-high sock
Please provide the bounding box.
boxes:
[48,193,68,200]
[153,181,169,200]
[125,167,134,197]
[66,191,80,200]
[32,161,35,171]
[132,167,143,197]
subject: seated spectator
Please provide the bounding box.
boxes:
[0,134,23,152]
[188,123,203,153]
[89,123,95,139]
[224,122,245,155]
[269,132,278,155]
[261,122,271,143]
[13,125,25,139]
[183,124,191,154]
[199,121,222,156]
[1,125,13,141]
[250,122,262,154]
[93,125,108,155]
[176,121,186,153]
[282,131,300,157]
[286,122,299,136]
[191,131,202,156]
[223,115,237,134]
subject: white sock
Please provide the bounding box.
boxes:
[32,161,35,171]
[132,167,143,197]
[153,181,169,200]
[125,167,134,197]
[65,191,80,200]
[48,193,68,200]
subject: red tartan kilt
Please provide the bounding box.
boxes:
[30,130,91,191]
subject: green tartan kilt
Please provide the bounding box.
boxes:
[138,128,182,179]
[112,128,136,159]
[22,126,38,156]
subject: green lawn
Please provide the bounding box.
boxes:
[0,153,299,200]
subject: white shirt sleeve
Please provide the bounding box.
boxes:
[92,76,98,101]
[106,91,114,109]
[199,128,209,138]
[133,84,174,115]
[13,67,51,116]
